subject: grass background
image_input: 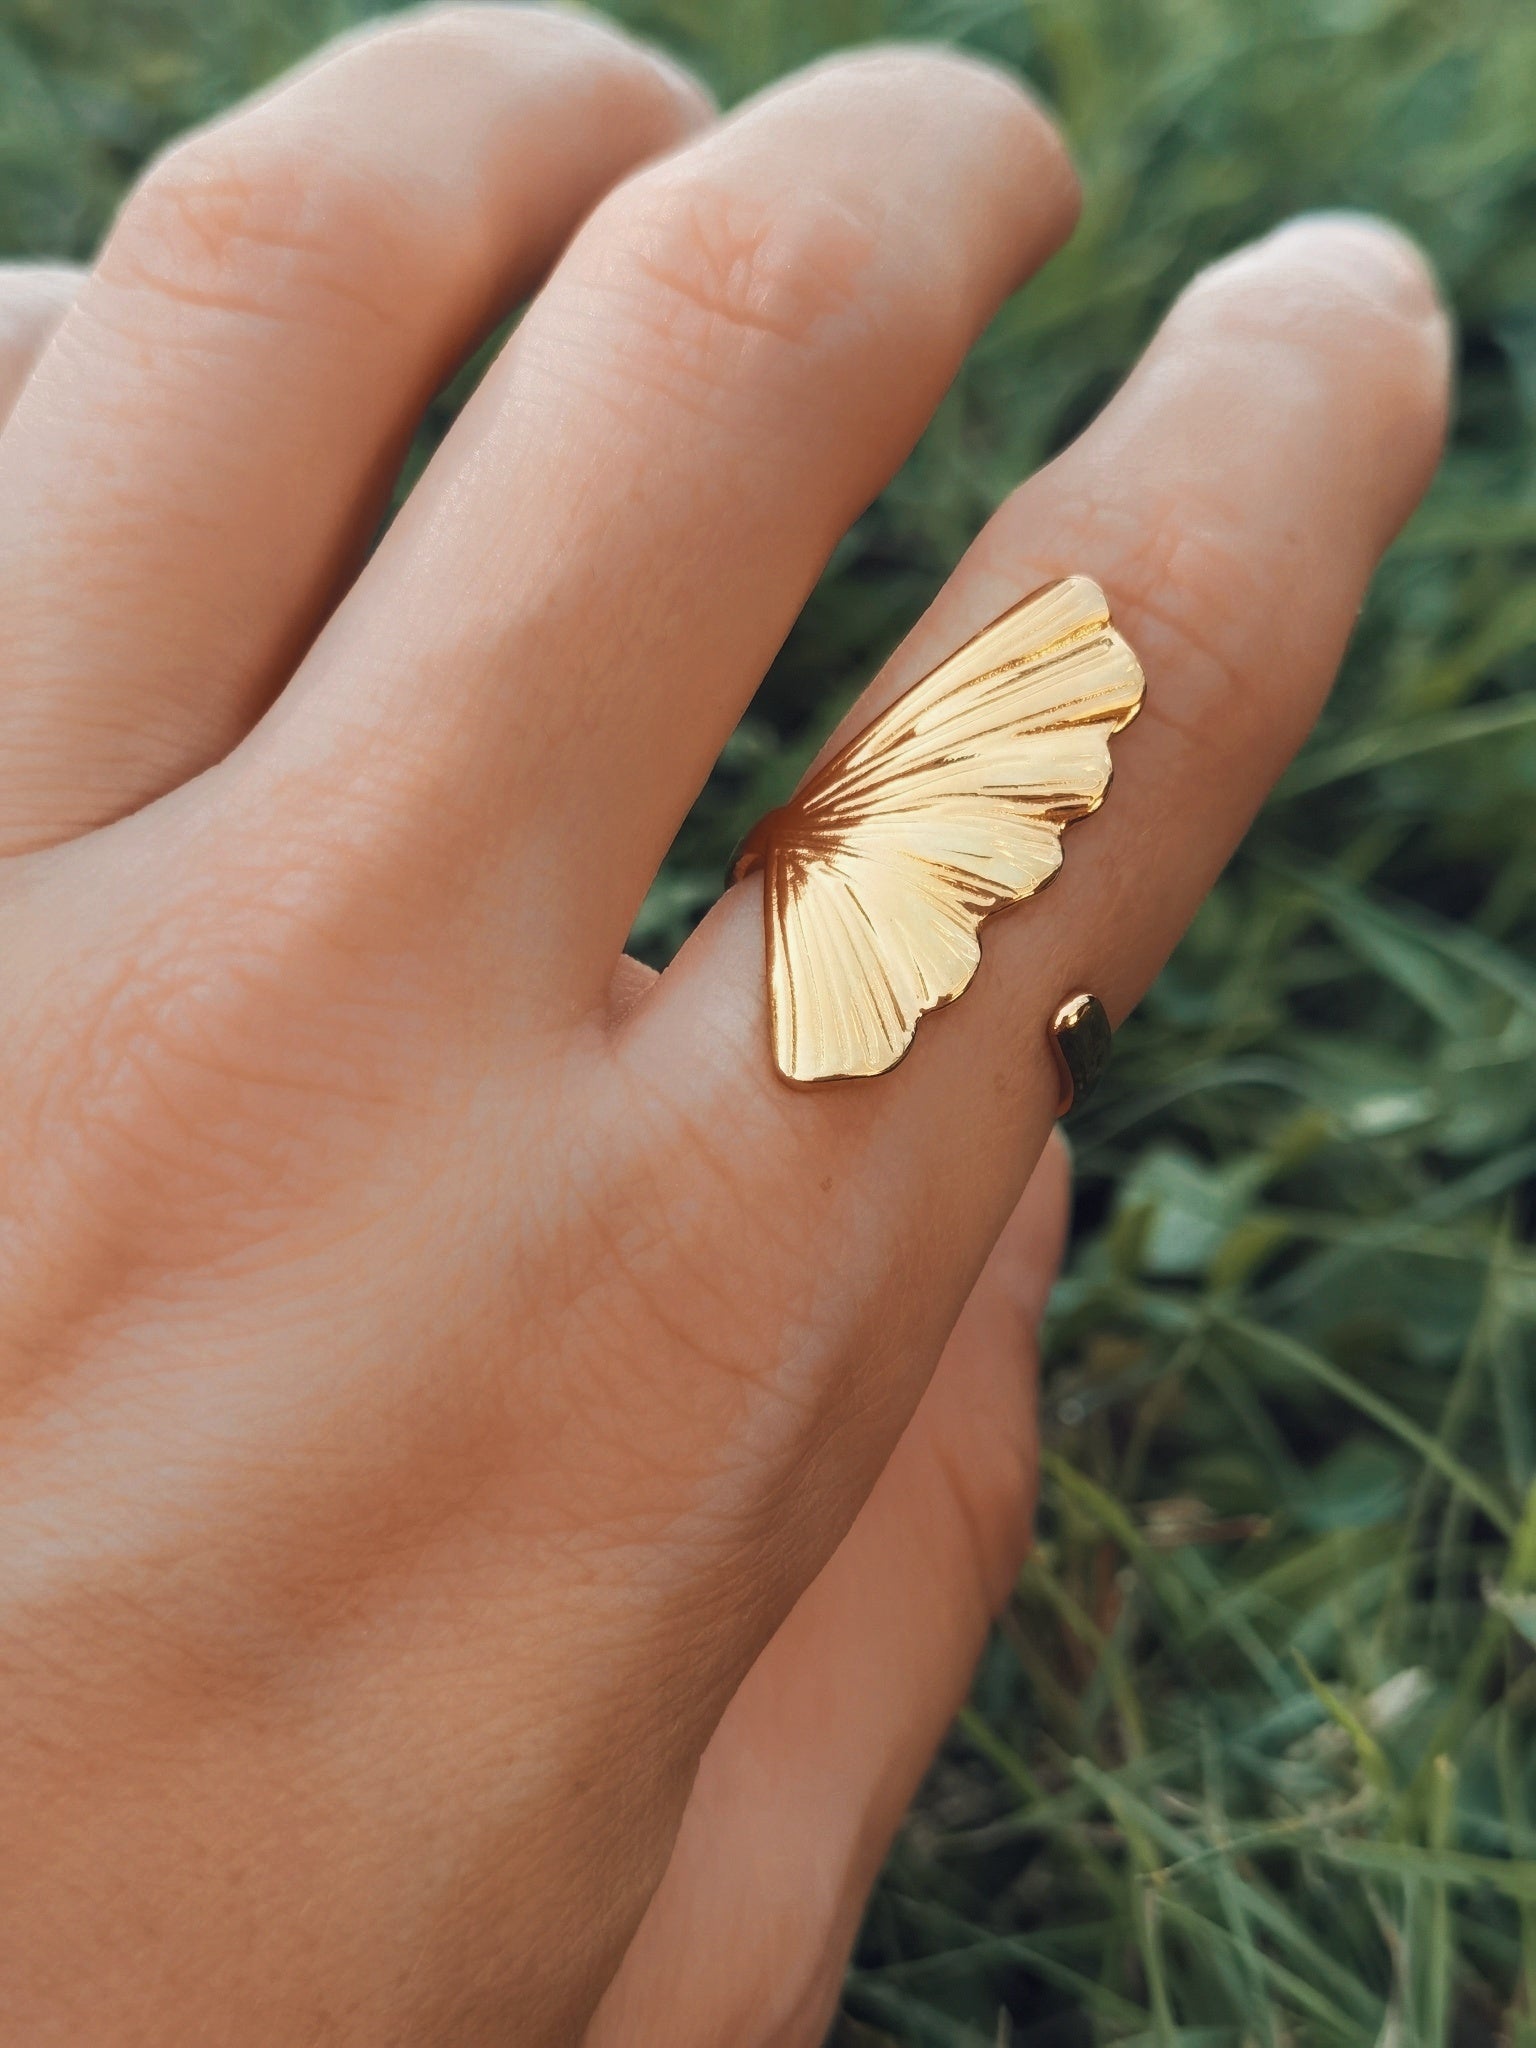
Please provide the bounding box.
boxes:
[4,0,1535,2040]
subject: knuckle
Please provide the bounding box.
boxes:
[982,485,1261,736]
[98,5,695,336]
[102,117,430,332]
[1114,519,1275,758]
[1128,516,1266,685]
[593,168,887,378]
[984,469,1288,767]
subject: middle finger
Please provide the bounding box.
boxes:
[231,47,1080,1013]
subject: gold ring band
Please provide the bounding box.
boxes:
[1050,992,1112,1116]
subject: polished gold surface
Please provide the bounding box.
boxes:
[732,576,1143,1084]
[1050,991,1113,1115]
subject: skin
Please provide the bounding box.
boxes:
[0,6,1451,2043]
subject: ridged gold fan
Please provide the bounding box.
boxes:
[732,575,1143,1083]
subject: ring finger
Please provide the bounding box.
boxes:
[602,213,1451,1692]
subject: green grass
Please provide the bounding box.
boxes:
[5,0,1536,2039]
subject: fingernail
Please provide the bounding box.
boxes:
[1260,210,1444,322]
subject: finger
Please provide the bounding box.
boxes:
[232,47,1079,1006]
[613,217,1450,1658]
[0,265,79,421]
[587,1136,1070,2047]
[0,3,709,854]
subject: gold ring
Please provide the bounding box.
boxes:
[1049,992,1112,1115]
[732,575,1142,1088]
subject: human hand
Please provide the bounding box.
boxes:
[0,7,1450,2042]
